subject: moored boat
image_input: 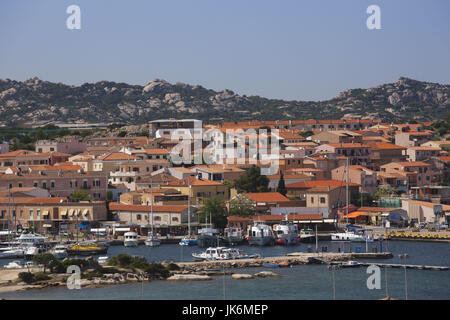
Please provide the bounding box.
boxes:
[124,231,139,247]
[145,232,161,247]
[223,227,244,245]
[262,261,290,268]
[273,217,300,245]
[246,222,274,246]
[192,247,231,261]
[66,243,108,256]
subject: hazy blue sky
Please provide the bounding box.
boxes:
[1,0,449,101]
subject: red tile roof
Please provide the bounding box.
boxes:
[245,192,290,203]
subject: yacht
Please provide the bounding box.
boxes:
[223,227,244,245]
[16,233,46,246]
[124,231,139,247]
[145,232,161,247]
[246,222,274,246]
[24,246,40,260]
[0,247,25,259]
[50,244,69,260]
[273,218,300,245]
[97,256,110,264]
[4,260,23,269]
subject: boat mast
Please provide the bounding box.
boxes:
[150,175,154,235]
[187,176,191,238]
[346,157,349,226]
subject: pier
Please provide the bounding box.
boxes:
[175,252,393,270]
[356,262,449,271]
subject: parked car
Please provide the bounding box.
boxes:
[59,231,69,237]
[418,222,427,229]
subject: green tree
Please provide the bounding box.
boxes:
[198,196,228,229]
[32,253,57,273]
[276,171,287,196]
[374,185,401,199]
[70,189,91,201]
[234,166,269,193]
[229,194,255,217]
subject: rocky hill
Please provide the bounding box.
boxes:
[0,76,448,125]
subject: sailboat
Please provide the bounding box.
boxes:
[145,176,161,247]
[179,177,198,246]
[197,209,220,248]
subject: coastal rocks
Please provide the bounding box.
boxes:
[167,274,213,281]
[254,271,281,278]
[231,273,254,280]
[142,79,172,94]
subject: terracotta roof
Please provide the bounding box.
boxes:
[367,142,406,150]
[109,202,188,212]
[437,156,450,162]
[383,161,431,167]
[167,176,225,187]
[97,152,139,161]
[286,180,360,189]
[245,192,290,203]
[325,143,369,149]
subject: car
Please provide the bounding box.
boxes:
[59,231,69,237]
[418,222,427,229]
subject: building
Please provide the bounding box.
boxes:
[380,161,439,188]
[310,130,363,144]
[315,143,371,166]
[366,142,407,170]
[191,164,246,183]
[402,199,450,225]
[0,142,9,154]
[149,119,202,139]
[395,132,433,147]
[161,177,229,204]
[243,192,291,215]
[35,137,87,155]
[331,165,377,195]
[405,146,441,162]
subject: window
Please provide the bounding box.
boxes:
[154,216,161,221]
[172,217,179,222]
[137,214,141,221]
[33,181,38,187]
[311,197,314,203]
[51,181,55,188]
[320,197,326,204]
[18,183,22,188]
[29,209,33,218]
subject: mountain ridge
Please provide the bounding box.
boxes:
[0,76,449,125]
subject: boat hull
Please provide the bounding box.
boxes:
[275,234,299,245]
[124,240,139,247]
[145,239,161,247]
[248,236,274,246]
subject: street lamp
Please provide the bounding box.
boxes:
[398,253,408,300]
[328,264,340,300]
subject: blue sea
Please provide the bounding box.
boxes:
[1,240,449,300]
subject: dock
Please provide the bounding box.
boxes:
[175,252,393,270]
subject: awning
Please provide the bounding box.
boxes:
[42,211,49,216]
[43,224,52,228]
[344,211,369,218]
[60,210,67,216]
[68,209,74,216]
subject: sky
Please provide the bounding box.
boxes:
[1,0,449,101]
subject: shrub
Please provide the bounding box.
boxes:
[166,263,180,271]
[62,259,86,271]
[34,272,51,282]
[18,272,35,284]
[144,263,169,278]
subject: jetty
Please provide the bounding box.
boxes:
[176,252,393,270]
[356,262,449,271]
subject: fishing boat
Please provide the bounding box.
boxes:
[246,222,274,246]
[299,228,315,243]
[197,227,220,248]
[124,231,139,247]
[223,227,244,245]
[273,216,300,245]
[192,247,232,261]
[262,261,290,268]
[66,243,108,256]
[50,244,69,260]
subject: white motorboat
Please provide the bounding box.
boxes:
[246,222,274,246]
[192,247,232,261]
[3,260,23,269]
[16,233,46,246]
[50,244,69,260]
[222,248,261,259]
[145,232,161,247]
[97,256,109,264]
[341,260,361,268]
[331,231,366,242]
[124,231,139,247]
[224,227,244,245]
